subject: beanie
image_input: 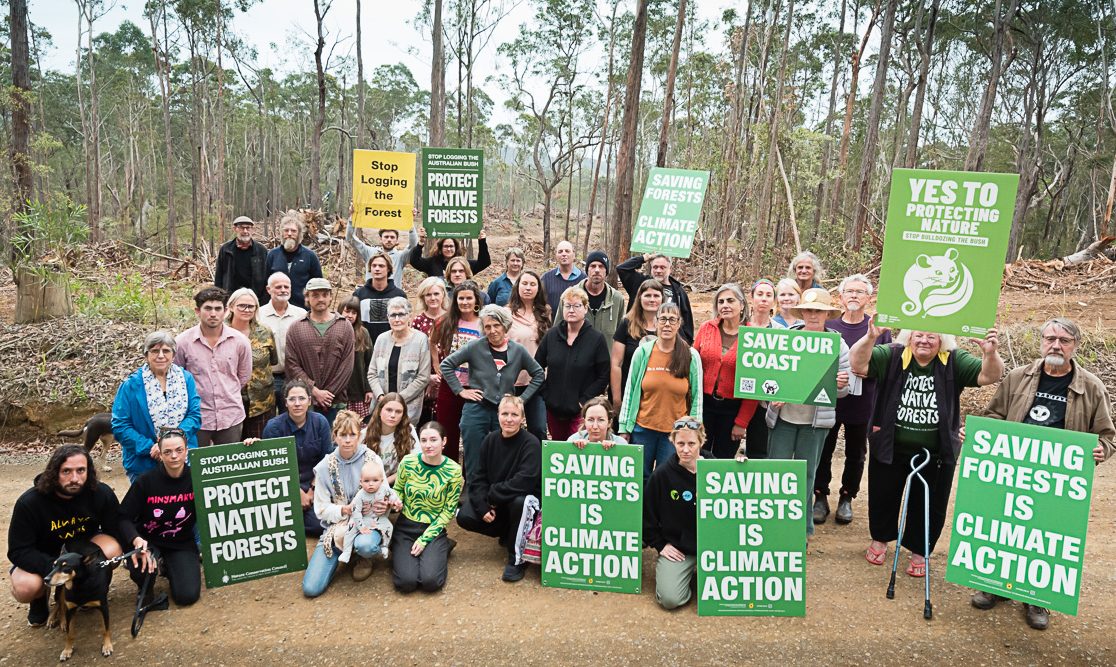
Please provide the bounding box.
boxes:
[586,250,610,273]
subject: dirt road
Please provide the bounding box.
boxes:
[1,449,1113,665]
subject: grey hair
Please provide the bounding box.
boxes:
[1041,317,1080,342]
[387,296,411,314]
[838,273,874,295]
[787,251,825,281]
[279,212,305,240]
[143,331,177,354]
[895,329,958,352]
[225,287,260,325]
[267,271,290,287]
[505,247,526,262]
[714,282,749,323]
[479,304,512,331]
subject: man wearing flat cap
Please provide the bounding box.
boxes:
[215,215,270,304]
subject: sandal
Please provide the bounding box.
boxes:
[906,556,926,578]
[865,542,887,566]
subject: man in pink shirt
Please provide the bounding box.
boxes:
[174,286,252,447]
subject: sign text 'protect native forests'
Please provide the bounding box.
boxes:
[946,416,1095,616]
[421,148,484,238]
[734,327,840,407]
[876,168,1018,337]
[541,441,643,594]
[630,167,709,258]
[190,437,307,589]
[697,459,807,616]
[352,149,416,230]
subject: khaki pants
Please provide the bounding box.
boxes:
[654,553,696,610]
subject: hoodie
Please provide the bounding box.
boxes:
[311,444,384,528]
[643,455,697,555]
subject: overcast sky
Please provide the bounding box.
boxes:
[31,0,736,125]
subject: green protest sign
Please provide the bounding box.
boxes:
[630,167,709,258]
[876,168,1019,337]
[697,459,807,616]
[421,147,484,238]
[946,416,1095,616]
[540,441,643,594]
[189,438,307,589]
[733,327,840,406]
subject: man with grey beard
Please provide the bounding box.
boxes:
[265,213,323,310]
[970,316,1114,630]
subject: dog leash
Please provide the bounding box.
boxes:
[98,547,145,569]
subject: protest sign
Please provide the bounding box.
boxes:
[876,168,1019,337]
[630,167,709,258]
[697,459,807,616]
[541,441,643,594]
[946,416,1095,615]
[421,148,484,238]
[190,438,307,589]
[733,327,840,406]
[352,149,416,230]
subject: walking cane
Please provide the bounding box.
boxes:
[886,448,934,619]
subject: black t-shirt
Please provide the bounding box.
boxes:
[588,289,607,312]
[613,318,655,394]
[233,243,255,288]
[491,348,508,372]
[1023,367,1074,430]
[388,345,402,393]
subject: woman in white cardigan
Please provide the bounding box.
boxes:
[368,297,431,423]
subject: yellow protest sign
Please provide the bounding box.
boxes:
[352,149,416,230]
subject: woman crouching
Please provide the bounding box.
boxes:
[643,416,704,610]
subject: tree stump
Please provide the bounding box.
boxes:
[13,267,72,323]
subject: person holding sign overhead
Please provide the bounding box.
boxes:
[617,253,694,343]
[456,395,541,583]
[618,302,703,481]
[643,417,704,610]
[763,288,851,540]
[345,203,418,288]
[411,227,491,279]
[849,319,1003,578]
[969,317,1113,630]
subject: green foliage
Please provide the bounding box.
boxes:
[73,274,170,324]
[8,197,89,272]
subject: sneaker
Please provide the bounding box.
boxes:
[1025,604,1050,630]
[27,596,49,627]
[835,497,854,524]
[350,557,374,582]
[380,546,391,560]
[812,496,830,524]
[502,560,527,583]
[970,590,1006,610]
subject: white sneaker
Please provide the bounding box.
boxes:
[380,546,391,560]
[338,552,350,564]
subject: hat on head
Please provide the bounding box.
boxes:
[791,288,841,316]
[585,250,610,273]
[304,277,333,292]
[232,215,255,227]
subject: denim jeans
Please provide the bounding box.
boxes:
[460,401,499,481]
[768,419,828,537]
[631,425,674,482]
[301,530,383,598]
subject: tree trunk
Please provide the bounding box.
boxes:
[148,7,177,252]
[84,4,102,241]
[583,0,620,257]
[964,0,1019,172]
[849,0,897,251]
[430,0,446,147]
[813,0,846,231]
[215,12,226,229]
[905,0,940,167]
[655,0,687,167]
[311,0,329,208]
[14,268,72,324]
[609,0,649,269]
[9,0,32,220]
[356,0,366,147]
[750,0,794,277]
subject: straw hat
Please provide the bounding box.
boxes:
[791,288,841,318]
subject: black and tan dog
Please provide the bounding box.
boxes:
[57,413,114,472]
[44,541,114,661]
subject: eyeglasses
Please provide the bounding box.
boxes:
[147,348,173,357]
[1042,335,1075,345]
[388,312,408,319]
[657,316,680,325]
[842,289,868,296]
[235,304,257,312]
[565,302,586,310]
[673,419,701,430]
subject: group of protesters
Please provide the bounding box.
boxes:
[6,211,1114,634]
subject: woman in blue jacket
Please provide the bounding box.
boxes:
[112,331,202,482]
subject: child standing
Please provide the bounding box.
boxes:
[338,458,400,563]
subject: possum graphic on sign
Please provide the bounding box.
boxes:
[900,248,974,317]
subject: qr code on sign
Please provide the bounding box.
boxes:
[739,378,756,393]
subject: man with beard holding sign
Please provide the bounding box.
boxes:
[968,317,1114,630]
